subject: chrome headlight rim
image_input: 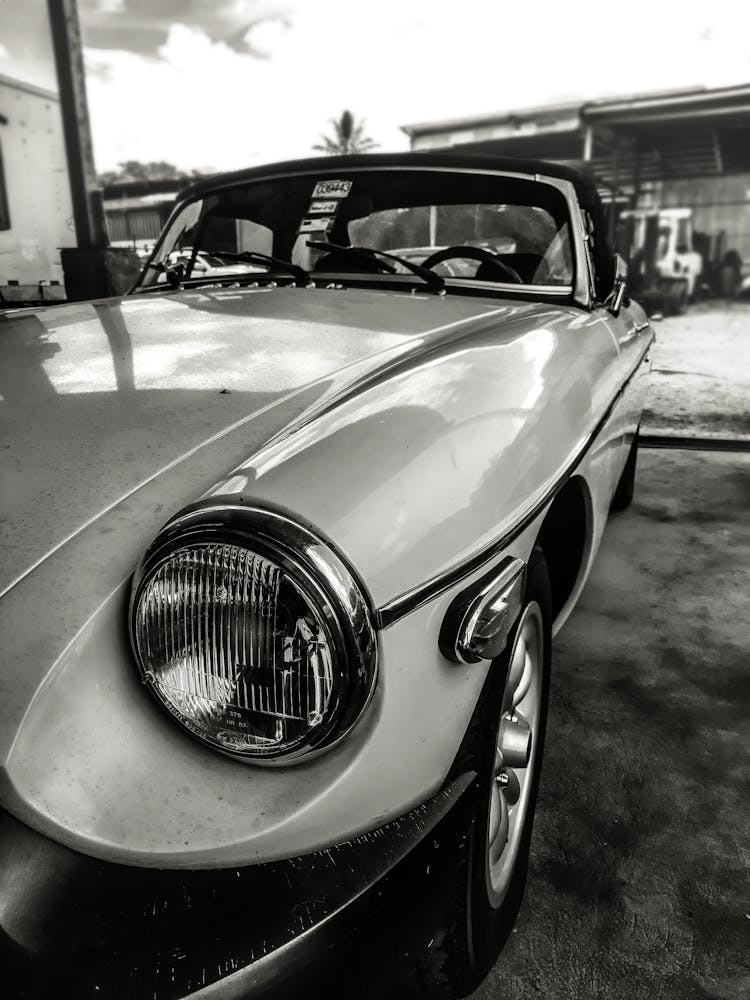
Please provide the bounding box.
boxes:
[129,503,379,764]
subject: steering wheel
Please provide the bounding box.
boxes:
[420,245,523,283]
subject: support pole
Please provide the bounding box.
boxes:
[609,138,620,246]
[47,0,107,250]
[582,124,594,161]
[631,143,642,210]
[46,0,140,300]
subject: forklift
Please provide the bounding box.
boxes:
[616,208,701,315]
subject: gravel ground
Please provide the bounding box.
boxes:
[643,300,750,438]
[471,447,750,1000]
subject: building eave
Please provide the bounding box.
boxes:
[401,100,583,137]
[0,72,59,103]
[582,83,750,121]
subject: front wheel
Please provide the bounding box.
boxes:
[417,546,552,998]
[610,425,639,512]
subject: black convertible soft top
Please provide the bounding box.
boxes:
[180,150,600,212]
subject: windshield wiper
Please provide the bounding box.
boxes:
[145,259,184,289]
[307,240,446,295]
[203,249,310,285]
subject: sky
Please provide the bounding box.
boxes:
[1,0,750,174]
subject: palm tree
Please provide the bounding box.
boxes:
[313,110,378,155]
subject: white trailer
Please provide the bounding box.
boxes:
[0,72,74,304]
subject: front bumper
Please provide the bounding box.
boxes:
[1,774,473,999]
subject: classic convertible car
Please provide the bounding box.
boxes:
[0,152,652,998]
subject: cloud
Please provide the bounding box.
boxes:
[82,0,750,174]
[79,0,297,56]
[85,23,299,171]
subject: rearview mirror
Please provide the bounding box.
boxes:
[608,253,628,317]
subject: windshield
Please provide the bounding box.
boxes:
[139,168,574,293]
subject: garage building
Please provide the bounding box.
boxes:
[402,84,750,282]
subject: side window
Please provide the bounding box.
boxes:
[0,133,10,231]
[534,222,573,285]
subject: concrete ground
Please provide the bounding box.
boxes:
[470,446,750,1000]
[643,300,750,438]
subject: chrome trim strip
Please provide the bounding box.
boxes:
[378,337,653,628]
[449,282,574,295]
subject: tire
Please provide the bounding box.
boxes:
[659,278,688,315]
[611,426,639,512]
[417,546,552,998]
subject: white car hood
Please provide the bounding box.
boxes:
[0,284,518,596]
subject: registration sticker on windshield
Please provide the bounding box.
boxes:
[299,217,334,232]
[312,180,352,199]
[309,200,338,214]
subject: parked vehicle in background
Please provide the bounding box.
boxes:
[158,247,263,280]
[654,208,703,297]
[618,207,701,314]
[693,228,744,298]
[1,151,653,999]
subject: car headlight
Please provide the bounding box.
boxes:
[129,505,378,762]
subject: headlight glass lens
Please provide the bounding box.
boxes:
[132,540,343,758]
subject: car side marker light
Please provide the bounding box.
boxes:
[439,558,526,665]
